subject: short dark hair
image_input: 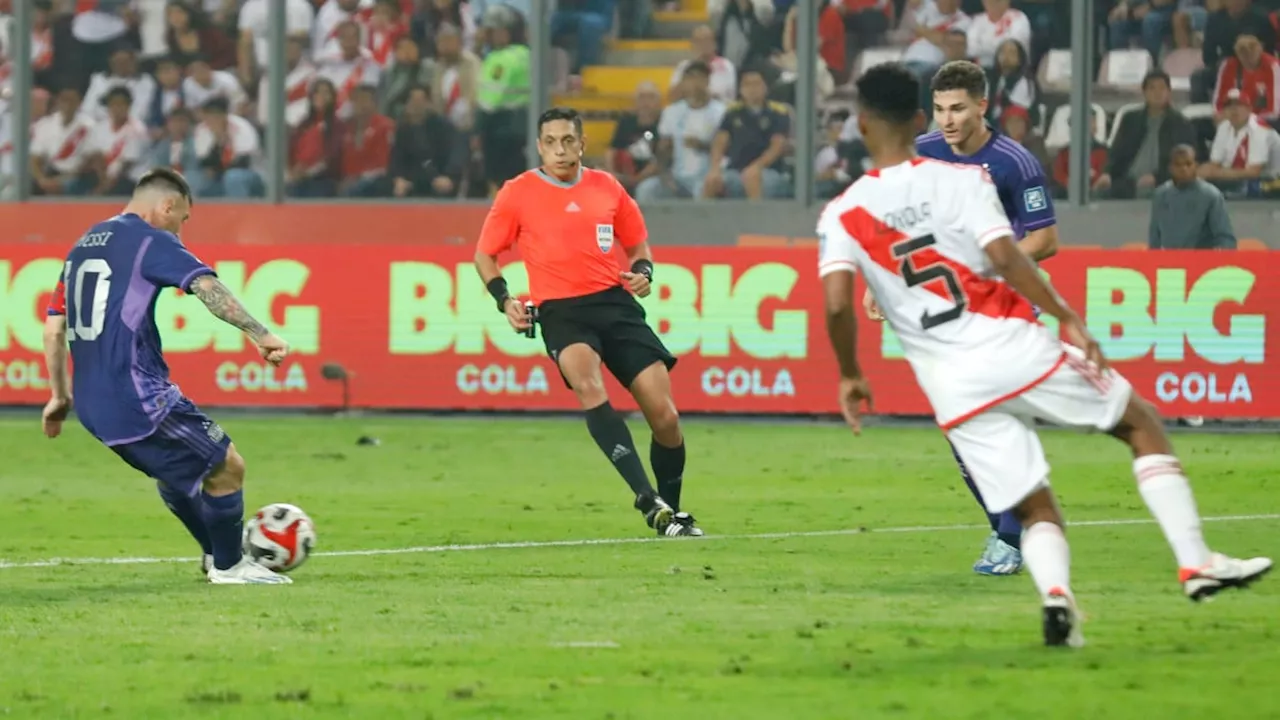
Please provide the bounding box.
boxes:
[537,106,584,137]
[681,60,711,79]
[202,95,229,113]
[352,83,378,97]
[135,168,193,205]
[102,85,133,107]
[856,62,922,126]
[1141,69,1171,90]
[930,60,988,100]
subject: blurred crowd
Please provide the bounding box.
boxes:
[0,0,1277,204]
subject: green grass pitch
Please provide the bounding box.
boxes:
[0,415,1276,719]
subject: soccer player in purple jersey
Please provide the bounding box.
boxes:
[41,168,293,585]
[865,61,1061,577]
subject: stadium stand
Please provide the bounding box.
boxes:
[0,0,1277,201]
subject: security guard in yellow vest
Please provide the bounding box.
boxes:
[476,5,530,191]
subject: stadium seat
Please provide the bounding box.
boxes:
[1161,48,1204,92]
[1037,49,1073,94]
[582,66,675,96]
[1097,49,1152,90]
[1044,103,1109,151]
[581,119,618,149]
[1107,102,1144,147]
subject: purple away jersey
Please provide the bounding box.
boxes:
[916,128,1057,240]
[48,213,214,446]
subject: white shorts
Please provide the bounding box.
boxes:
[946,346,1134,514]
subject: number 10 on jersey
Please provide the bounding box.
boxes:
[64,258,113,342]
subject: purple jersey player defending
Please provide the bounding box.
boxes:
[41,168,292,585]
[865,61,1061,578]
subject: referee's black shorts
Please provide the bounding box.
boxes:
[537,286,677,389]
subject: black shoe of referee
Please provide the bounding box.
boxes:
[641,495,674,535]
[660,511,704,538]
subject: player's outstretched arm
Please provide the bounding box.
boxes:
[189,274,289,365]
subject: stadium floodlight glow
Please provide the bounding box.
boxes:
[320,362,351,414]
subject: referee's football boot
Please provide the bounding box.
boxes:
[640,495,674,534]
[660,511,704,537]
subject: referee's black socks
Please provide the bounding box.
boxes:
[584,402,658,505]
[650,438,685,512]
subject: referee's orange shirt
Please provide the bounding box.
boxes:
[476,167,648,304]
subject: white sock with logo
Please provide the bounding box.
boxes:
[1134,454,1212,569]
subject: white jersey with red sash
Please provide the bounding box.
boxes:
[319,50,383,119]
[32,111,95,175]
[259,61,318,129]
[87,116,148,181]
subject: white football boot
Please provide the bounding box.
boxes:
[207,556,292,585]
[201,553,214,575]
[1181,553,1272,602]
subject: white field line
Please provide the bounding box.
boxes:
[1,513,1277,571]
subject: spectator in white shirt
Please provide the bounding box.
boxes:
[315,0,372,61]
[670,25,737,104]
[636,61,728,201]
[237,0,316,88]
[902,0,972,108]
[902,0,972,71]
[1201,88,1280,184]
[319,21,384,119]
[31,86,96,196]
[258,37,318,130]
[192,96,264,198]
[86,86,149,196]
[965,0,1032,69]
[82,45,157,122]
[183,55,248,115]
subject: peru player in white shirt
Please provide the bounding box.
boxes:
[818,63,1271,648]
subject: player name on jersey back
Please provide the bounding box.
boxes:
[817,158,1065,428]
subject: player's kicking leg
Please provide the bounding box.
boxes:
[202,443,291,585]
[950,441,1023,576]
[114,401,288,584]
[628,361,702,537]
[555,343,677,534]
[1107,392,1272,601]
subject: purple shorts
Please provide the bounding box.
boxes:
[110,397,232,497]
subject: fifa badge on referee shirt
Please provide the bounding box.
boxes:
[596,224,614,252]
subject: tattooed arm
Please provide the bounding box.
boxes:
[189,275,289,364]
[190,274,270,340]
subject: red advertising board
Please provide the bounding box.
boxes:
[0,235,1274,418]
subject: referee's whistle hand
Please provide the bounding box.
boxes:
[504,299,532,331]
[620,271,652,298]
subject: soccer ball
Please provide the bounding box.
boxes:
[243,503,317,572]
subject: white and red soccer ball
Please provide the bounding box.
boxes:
[243,503,317,572]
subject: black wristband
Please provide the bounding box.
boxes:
[486,277,511,313]
[631,259,654,281]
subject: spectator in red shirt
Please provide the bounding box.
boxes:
[339,84,396,197]
[287,77,346,198]
[1213,32,1280,124]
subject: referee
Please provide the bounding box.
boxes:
[473,107,703,538]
